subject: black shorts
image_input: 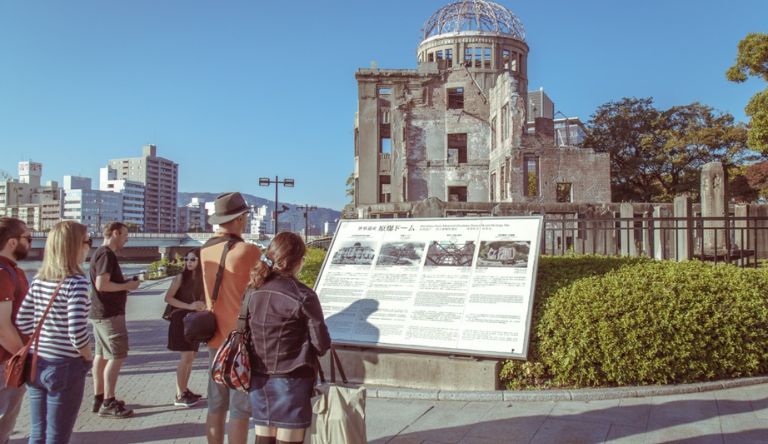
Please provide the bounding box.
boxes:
[167,310,200,352]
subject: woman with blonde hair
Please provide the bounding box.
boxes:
[16,220,93,444]
[245,232,331,444]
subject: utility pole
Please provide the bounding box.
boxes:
[259,176,294,234]
[297,204,317,242]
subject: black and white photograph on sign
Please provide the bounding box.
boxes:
[425,241,475,267]
[476,241,531,268]
[376,242,425,266]
[331,241,376,265]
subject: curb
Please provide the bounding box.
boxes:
[365,376,768,402]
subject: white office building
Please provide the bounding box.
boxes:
[100,167,145,231]
[63,176,122,234]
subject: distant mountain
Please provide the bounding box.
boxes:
[178,192,341,234]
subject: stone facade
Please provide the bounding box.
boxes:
[353,0,610,218]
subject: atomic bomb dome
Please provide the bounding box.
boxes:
[422,0,526,42]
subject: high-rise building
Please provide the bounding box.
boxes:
[100,167,146,232]
[250,205,270,236]
[0,161,63,230]
[107,144,179,232]
[178,197,208,232]
[63,176,122,233]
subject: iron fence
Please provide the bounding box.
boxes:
[542,215,768,267]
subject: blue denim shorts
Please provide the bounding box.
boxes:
[249,374,314,429]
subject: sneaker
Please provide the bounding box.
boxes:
[174,391,200,408]
[184,389,203,400]
[98,399,134,418]
[92,394,104,413]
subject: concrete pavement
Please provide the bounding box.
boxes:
[10,278,768,443]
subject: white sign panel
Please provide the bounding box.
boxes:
[314,217,543,359]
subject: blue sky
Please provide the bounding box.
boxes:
[1,0,766,211]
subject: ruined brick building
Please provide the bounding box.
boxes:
[353,0,611,218]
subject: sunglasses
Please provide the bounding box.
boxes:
[83,238,93,247]
[184,258,198,262]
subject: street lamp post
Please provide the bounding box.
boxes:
[259,176,294,234]
[297,204,317,242]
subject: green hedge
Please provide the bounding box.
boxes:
[500,255,650,389]
[532,260,768,388]
[298,247,327,288]
[146,256,184,280]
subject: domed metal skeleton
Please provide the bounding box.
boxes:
[422,0,525,41]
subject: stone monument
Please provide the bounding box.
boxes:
[700,162,726,255]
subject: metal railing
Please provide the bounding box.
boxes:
[542,215,767,267]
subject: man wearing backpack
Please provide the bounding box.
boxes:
[0,217,32,443]
[202,193,261,444]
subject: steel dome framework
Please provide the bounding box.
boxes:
[422,0,525,42]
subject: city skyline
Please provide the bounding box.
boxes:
[1,0,766,210]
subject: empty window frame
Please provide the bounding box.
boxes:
[380,123,391,154]
[447,133,468,165]
[500,165,506,199]
[491,116,497,150]
[447,87,464,109]
[378,87,392,96]
[445,49,453,67]
[501,104,509,140]
[556,182,572,203]
[474,47,483,67]
[490,172,496,201]
[483,47,491,68]
[502,49,511,69]
[524,156,540,197]
[436,50,443,60]
[464,47,473,66]
[428,52,435,62]
[379,175,391,203]
[447,186,468,202]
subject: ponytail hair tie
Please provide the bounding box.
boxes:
[260,254,273,268]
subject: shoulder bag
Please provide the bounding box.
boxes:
[304,347,367,444]
[183,235,241,342]
[5,281,63,388]
[211,289,254,392]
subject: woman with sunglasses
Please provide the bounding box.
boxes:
[15,220,93,443]
[164,248,206,407]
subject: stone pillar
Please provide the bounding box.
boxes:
[733,204,750,266]
[701,162,726,256]
[653,206,673,260]
[642,210,653,257]
[620,203,636,257]
[673,195,693,261]
[753,205,768,260]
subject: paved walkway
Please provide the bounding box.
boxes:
[10,278,768,443]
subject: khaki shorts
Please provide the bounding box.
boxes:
[92,315,129,360]
[207,348,251,420]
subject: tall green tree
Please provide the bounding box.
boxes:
[584,98,750,202]
[727,33,768,154]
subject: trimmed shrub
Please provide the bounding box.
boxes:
[297,247,326,288]
[536,260,768,387]
[500,255,650,389]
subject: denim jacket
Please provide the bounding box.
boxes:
[246,275,331,375]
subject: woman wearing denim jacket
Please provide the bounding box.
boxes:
[16,221,93,443]
[245,232,331,444]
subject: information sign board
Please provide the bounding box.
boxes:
[314,217,543,359]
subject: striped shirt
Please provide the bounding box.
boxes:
[16,275,91,360]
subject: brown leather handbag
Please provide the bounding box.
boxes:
[4,281,63,388]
